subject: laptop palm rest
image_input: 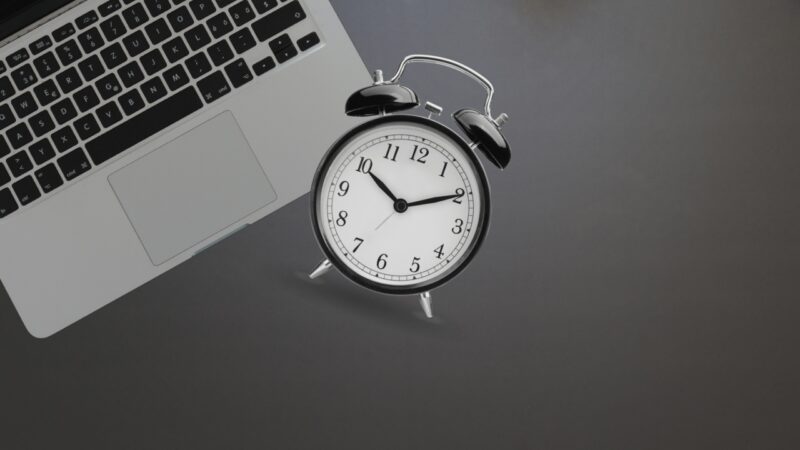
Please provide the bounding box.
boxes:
[108,112,277,266]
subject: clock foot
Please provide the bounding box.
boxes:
[309,259,332,279]
[419,292,433,319]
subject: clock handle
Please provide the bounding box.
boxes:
[385,54,497,120]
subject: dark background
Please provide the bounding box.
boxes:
[3,1,800,449]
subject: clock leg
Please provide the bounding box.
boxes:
[309,259,332,279]
[419,291,433,319]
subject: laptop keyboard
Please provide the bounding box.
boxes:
[0,0,321,219]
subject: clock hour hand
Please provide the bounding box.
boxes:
[369,172,397,202]
[407,193,461,208]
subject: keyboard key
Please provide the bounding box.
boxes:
[207,40,233,66]
[28,110,56,137]
[141,77,168,102]
[77,27,104,53]
[76,11,99,30]
[229,1,255,26]
[145,18,172,45]
[223,58,252,88]
[58,148,92,180]
[118,89,145,115]
[122,30,150,56]
[99,0,123,17]
[185,52,211,78]
[78,54,105,81]
[0,77,15,101]
[274,43,297,63]
[268,33,291,53]
[51,98,78,124]
[96,73,123,99]
[29,139,57,164]
[253,1,305,42]
[74,85,100,112]
[35,163,64,193]
[101,42,128,69]
[33,79,61,106]
[55,40,83,65]
[252,0,277,14]
[197,70,229,103]
[33,51,60,78]
[7,48,30,68]
[11,64,37,90]
[7,151,34,177]
[11,92,38,119]
[0,105,15,131]
[229,28,256,54]
[216,0,236,7]
[56,67,82,93]
[53,23,76,42]
[122,3,150,29]
[189,0,216,21]
[86,86,202,165]
[252,56,275,76]
[75,114,101,139]
[168,6,194,33]
[13,176,41,205]
[0,136,9,157]
[0,188,19,218]
[0,163,9,186]
[297,32,319,51]
[52,126,79,152]
[207,12,233,39]
[30,36,53,54]
[162,36,189,63]
[118,61,145,87]
[163,65,189,90]
[145,0,172,17]
[185,24,210,51]
[140,48,167,75]
[100,15,127,41]
[7,123,33,149]
[97,101,123,127]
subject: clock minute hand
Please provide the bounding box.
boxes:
[407,193,461,208]
[368,172,397,202]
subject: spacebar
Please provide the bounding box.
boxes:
[86,87,203,165]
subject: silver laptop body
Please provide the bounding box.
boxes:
[0,0,369,337]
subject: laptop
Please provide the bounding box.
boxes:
[0,0,370,337]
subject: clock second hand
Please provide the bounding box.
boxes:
[374,211,395,231]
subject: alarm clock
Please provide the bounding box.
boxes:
[308,55,511,318]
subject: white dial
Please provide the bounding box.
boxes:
[313,118,488,293]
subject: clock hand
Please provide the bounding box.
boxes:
[407,193,462,208]
[368,172,397,202]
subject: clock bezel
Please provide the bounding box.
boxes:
[310,114,491,295]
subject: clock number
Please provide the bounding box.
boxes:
[410,256,421,273]
[336,210,348,227]
[452,218,464,234]
[376,253,388,270]
[356,157,373,174]
[439,161,448,177]
[433,244,445,259]
[410,145,429,164]
[383,143,399,161]
[353,237,364,253]
[337,180,350,197]
[453,188,465,204]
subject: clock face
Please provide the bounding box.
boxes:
[313,116,489,294]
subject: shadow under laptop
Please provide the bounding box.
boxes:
[285,269,454,335]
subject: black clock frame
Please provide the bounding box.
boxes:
[310,114,492,296]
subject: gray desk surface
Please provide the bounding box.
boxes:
[2,1,799,449]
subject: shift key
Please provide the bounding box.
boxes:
[252,1,306,42]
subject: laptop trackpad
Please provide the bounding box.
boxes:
[108,112,277,266]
